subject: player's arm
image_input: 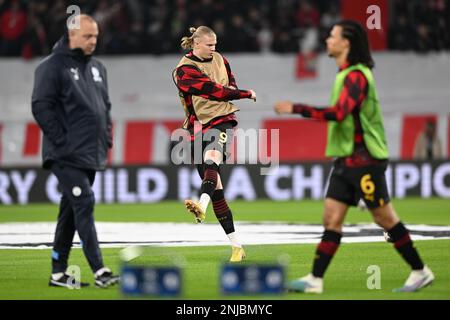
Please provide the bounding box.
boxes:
[31,63,67,147]
[175,65,255,101]
[223,55,238,89]
[103,66,113,148]
[275,71,367,122]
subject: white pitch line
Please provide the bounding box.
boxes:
[0,222,449,249]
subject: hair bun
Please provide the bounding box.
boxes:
[189,27,197,34]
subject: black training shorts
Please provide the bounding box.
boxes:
[325,159,391,209]
[191,121,234,179]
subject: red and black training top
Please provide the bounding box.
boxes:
[174,51,252,136]
[293,63,380,167]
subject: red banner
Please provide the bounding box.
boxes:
[263,119,327,161]
[341,0,388,50]
[23,122,41,156]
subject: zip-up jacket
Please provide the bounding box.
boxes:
[32,34,112,170]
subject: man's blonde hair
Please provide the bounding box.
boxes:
[180,26,215,50]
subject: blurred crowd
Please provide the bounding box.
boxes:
[0,0,449,58]
[389,0,450,52]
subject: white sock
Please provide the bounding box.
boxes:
[227,232,242,248]
[199,193,211,212]
[51,272,64,280]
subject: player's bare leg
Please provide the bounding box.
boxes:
[370,202,399,230]
[287,198,348,293]
[370,203,434,292]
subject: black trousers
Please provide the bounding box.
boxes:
[50,162,104,274]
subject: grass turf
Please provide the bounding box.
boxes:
[0,198,449,300]
[0,240,449,300]
[0,198,449,225]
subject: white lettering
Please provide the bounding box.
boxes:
[170,129,191,165]
[265,165,291,200]
[395,164,420,198]
[66,265,82,290]
[433,163,450,197]
[10,170,36,204]
[177,168,202,201]
[104,169,115,203]
[292,165,323,199]
[177,305,210,317]
[46,174,61,204]
[259,129,279,176]
[225,167,256,200]
[234,128,258,165]
[117,169,137,203]
[137,168,168,202]
[265,305,273,314]
[366,5,381,30]
[421,164,432,198]
[366,265,381,289]
[66,5,81,30]
[0,172,12,204]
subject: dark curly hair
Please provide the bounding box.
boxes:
[335,20,375,69]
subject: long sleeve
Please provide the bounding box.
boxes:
[223,55,237,88]
[175,65,251,101]
[31,63,66,146]
[293,71,368,122]
[103,67,113,148]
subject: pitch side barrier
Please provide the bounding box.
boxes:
[0,160,449,204]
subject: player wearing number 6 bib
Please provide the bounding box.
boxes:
[274,20,433,293]
[173,26,256,262]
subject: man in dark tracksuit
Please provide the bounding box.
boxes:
[31,14,119,288]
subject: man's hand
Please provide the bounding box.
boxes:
[274,101,294,114]
[249,90,257,102]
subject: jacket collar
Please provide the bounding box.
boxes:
[52,33,92,62]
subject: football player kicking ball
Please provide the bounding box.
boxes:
[274,20,434,293]
[173,26,256,262]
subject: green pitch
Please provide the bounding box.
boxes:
[1,197,450,224]
[0,197,450,300]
